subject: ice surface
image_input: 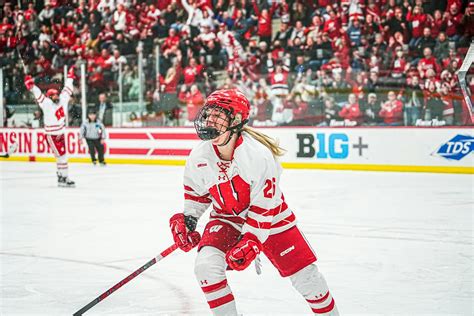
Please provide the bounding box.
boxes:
[1,162,472,315]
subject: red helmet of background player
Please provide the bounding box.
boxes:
[46,89,59,98]
[194,89,250,141]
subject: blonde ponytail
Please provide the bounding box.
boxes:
[242,126,286,157]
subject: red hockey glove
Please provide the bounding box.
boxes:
[226,233,262,271]
[169,213,201,252]
[67,66,77,80]
[24,75,34,90]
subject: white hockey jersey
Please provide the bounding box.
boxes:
[183,132,296,244]
[31,78,73,135]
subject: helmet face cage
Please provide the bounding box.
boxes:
[194,104,233,141]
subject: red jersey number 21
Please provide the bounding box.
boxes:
[263,178,276,198]
[55,107,65,120]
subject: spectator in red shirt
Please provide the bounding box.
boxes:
[185,84,205,122]
[418,47,441,78]
[251,0,277,46]
[162,55,181,94]
[183,58,203,85]
[407,6,427,50]
[440,82,455,125]
[444,2,463,41]
[390,47,409,82]
[323,9,342,40]
[339,93,362,124]
[429,10,446,39]
[4,29,18,53]
[441,48,462,69]
[379,91,403,125]
[287,94,309,123]
[162,28,180,55]
[24,3,37,22]
[0,17,14,35]
[34,54,54,78]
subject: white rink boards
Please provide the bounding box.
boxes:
[0,162,472,315]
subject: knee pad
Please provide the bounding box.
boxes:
[194,246,227,283]
[290,263,329,297]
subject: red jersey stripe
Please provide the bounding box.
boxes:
[208,293,235,309]
[246,217,271,229]
[249,205,273,216]
[249,201,288,216]
[185,193,212,204]
[307,291,330,304]
[271,213,296,228]
[274,202,288,215]
[201,279,227,293]
[45,125,65,132]
[312,298,335,314]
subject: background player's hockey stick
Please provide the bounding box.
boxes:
[15,27,28,75]
[0,142,18,158]
[16,48,28,76]
[73,243,178,315]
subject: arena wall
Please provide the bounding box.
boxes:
[0,127,472,174]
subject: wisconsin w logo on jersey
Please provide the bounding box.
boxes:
[209,175,250,216]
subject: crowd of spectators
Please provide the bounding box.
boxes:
[0,0,473,127]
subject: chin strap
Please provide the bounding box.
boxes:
[217,119,248,147]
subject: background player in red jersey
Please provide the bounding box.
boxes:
[24,68,76,187]
[169,89,339,315]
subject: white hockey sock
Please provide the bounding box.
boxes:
[305,291,337,315]
[290,264,339,315]
[57,156,68,178]
[195,247,238,316]
[200,278,237,315]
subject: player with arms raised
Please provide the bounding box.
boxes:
[169,90,339,315]
[24,68,76,187]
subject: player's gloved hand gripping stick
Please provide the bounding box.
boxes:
[226,232,262,271]
[73,215,201,315]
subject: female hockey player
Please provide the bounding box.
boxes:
[169,89,339,315]
[24,67,76,187]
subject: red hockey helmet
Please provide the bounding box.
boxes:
[205,89,250,121]
[194,89,250,141]
[46,89,59,98]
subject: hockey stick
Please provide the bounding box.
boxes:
[16,48,28,76]
[73,244,178,316]
[15,25,28,76]
[0,142,18,158]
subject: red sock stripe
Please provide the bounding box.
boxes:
[306,291,329,304]
[201,279,227,294]
[311,298,335,314]
[208,293,234,309]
